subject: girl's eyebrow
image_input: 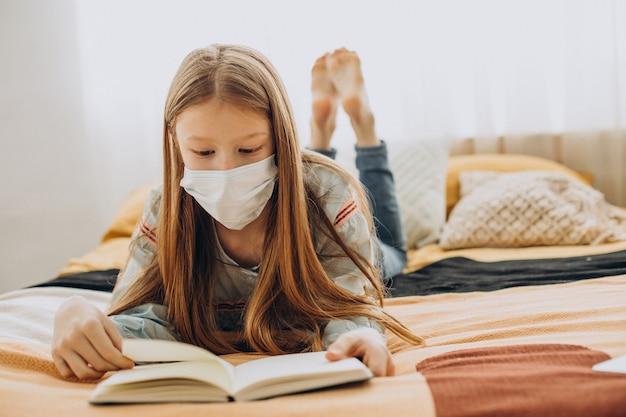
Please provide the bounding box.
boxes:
[184,131,270,143]
[239,131,271,140]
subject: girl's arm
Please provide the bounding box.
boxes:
[110,185,162,302]
[52,186,168,379]
[109,304,179,340]
[314,167,393,375]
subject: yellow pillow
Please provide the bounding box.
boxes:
[57,184,155,276]
[101,184,156,242]
[446,154,592,217]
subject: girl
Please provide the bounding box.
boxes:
[52,45,423,380]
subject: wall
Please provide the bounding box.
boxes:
[0,0,104,292]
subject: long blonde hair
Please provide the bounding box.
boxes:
[109,44,423,353]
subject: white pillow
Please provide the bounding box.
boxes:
[334,138,449,249]
[440,170,626,249]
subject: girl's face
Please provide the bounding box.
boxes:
[175,98,274,171]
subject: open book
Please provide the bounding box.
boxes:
[89,339,373,404]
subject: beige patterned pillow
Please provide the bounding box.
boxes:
[334,138,449,249]
[439,171,626,249]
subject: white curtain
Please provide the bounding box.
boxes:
[1,0,625,291]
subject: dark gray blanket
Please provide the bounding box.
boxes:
[389,249,626,297]
[31,249,626,297]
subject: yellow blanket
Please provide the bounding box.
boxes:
[2,275,625,416]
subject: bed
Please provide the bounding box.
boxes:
[1,152,626,417]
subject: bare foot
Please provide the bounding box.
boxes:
[310,54,338,150]
[326,48,379,147]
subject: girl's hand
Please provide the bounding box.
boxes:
[51,295,134,379]
[325,327,395,377]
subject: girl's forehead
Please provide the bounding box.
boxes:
[174,99,272,144]
[180,98,266,121]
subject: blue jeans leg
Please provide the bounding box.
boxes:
[355,142,407,282]
[313,143,408,283]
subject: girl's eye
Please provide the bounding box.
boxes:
[195,150,214,157]
[239,146,260,154]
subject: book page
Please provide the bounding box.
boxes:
[90,361,234,403]
[124,339,231,365]
[122,339,235,381]
[102,361,233,391]
[232,351,373,401]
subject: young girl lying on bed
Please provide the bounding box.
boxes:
[52,45,424,380]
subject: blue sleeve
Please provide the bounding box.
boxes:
[111,185,162,304]
[110,303,179,341]
[310,166,386,348]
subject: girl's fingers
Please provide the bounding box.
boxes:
[82,320,134,370]
[325,328,395,377]
[52,357,73,379]
[61,350,107,380]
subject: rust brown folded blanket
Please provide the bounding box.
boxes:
[416,344,626,417]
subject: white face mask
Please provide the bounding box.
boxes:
[180,154,278,230]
